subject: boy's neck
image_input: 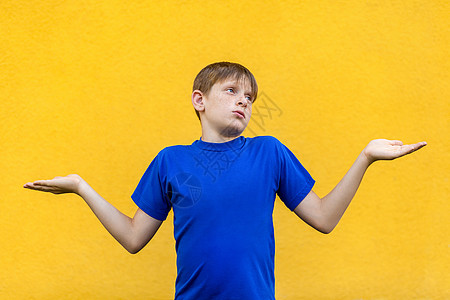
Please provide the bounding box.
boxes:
[200,131,241,143]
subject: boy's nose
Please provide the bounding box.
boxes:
[237,96,247,107]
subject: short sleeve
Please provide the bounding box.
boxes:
[276,141,315,211]
[131,152,172,221]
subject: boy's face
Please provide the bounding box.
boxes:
[197,77,254,140]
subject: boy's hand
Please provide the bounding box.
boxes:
[363,139,427,164]
[24,174,83,195]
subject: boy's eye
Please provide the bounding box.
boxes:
[245,96,252,102]
[227,88,234,93]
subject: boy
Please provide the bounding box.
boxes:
[24,62,426,299]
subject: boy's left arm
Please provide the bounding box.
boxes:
[293,139,427,234]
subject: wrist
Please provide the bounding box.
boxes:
[359,150,373,167]
[76,178,90,196]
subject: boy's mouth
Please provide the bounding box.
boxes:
[232,110,245,119]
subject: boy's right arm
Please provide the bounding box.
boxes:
[24,174,162,254]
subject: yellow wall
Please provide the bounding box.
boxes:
[1,1,448,299]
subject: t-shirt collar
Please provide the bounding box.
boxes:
[192,136,246,152]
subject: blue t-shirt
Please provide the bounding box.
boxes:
[132,136,315,300]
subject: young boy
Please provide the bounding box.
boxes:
[24,62,426,299]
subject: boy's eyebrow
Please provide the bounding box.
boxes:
[222,80,253,95]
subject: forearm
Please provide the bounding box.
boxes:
[320,151,371,230]
[24,174,160,253]
[295,139,426,233]
[76,180,136,252]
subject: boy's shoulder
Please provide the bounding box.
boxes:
[246,135,284,148]
[157,144,190,156]
[248,135,281,143]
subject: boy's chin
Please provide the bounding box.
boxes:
[219,125,246,138]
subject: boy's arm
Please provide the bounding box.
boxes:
[293,139,427,234]
[24,174,162,254]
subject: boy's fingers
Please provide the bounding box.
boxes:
[24,184,45,191]
[401,142,427,156]
[409,142,427,151]
[418,141,427,148]
[24,180,69,194]
[402,144,416,154]
[23,180,52,190]
[36,185,56,192]
[32,185,45,191]
[33,180,49,186]
[23,182,37,189]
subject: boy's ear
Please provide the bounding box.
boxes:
[192,90,205,113]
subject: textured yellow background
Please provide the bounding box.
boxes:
[1,1,448,299]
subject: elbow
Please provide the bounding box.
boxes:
[302,217,336,234]
[123,241,144,254]
[126,247,141,255]
[317,226,334,234]
[314,219,336,234]
[295,207,337,234]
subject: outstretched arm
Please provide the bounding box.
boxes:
[294,139,427,234]
[24,175,162,253]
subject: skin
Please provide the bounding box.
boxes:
[23,76,427,253]
[294,139,427,233]
[192,77,254,143]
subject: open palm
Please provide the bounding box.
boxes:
[363,139,427,163]
[23,174,82,195]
